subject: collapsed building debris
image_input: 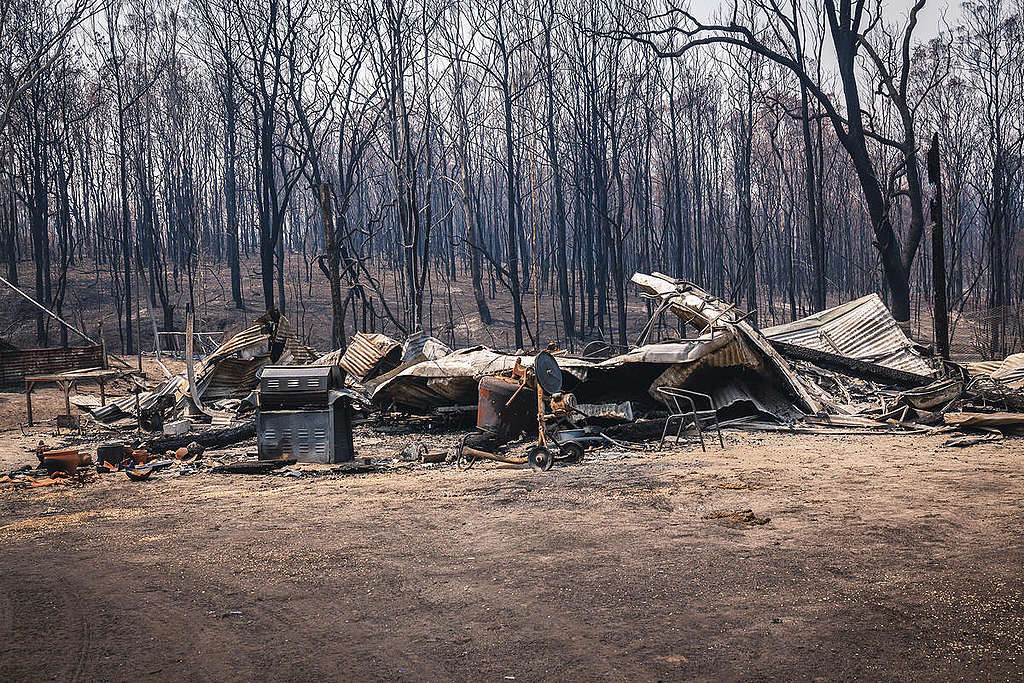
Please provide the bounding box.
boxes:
[313,332,402,380]
[9,270,1024,486]
[142,422,254,455]
[961,353,1024,411]
[368,346,590,412]
[967,353,1024,389]
[75,310,313,426]
[628,273,822,417]
[762,293,939,381]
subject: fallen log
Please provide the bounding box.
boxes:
[212,458,295,474]
[769,340,934,388]
[139,420,255,453]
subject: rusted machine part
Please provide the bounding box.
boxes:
[558,441,585,463]
[462,352,574,473]
[477,375,535,439]
[527,445,554,471]
[457,444,529,470]
[463,375,537,469]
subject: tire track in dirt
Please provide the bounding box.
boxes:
[0,587,11,645]
[0,566,88,681]
[58,580,95,683]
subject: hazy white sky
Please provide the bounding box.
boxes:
[686,0,960,40]
[913,0,961,38]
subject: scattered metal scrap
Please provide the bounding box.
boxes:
[76,310,313,426]
[313,332,402,380]
[967,353,1024,388]
[12,270,1024,487]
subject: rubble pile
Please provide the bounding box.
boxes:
[8,271,1024,482]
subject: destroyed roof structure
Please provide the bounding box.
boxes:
[191,311,315,402]
[629,272,823,416]
[762,294,939,381]
[368,273,823,423]
[966,353,1024,390]
[50,270,1024,460]
[80,311,313,423]
[312,332,402,381]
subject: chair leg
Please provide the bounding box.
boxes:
[659,415,676,451]
[693,414,707,452]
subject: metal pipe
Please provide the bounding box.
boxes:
[0,275,96,344]
[460,445,528,465]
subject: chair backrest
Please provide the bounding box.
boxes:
[656,386,689,414]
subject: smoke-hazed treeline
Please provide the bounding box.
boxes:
[1,0,1022,357]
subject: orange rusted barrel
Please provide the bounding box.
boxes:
[477,376,534,439]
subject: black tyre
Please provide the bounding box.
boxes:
[527,446,554,472]
[559,442,585,464]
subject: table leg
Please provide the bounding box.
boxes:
[62,381,72,416]
[26,381,34,427]
[100,380,106,406]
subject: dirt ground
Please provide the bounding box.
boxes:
[1,407,1022,681]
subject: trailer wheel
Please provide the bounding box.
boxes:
[527,446,554,472]
[559,442,585,463]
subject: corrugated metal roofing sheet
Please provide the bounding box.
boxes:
[708,376,805,422]
[967,353,1024,389]
[761,294,937,378]
[338,333,401,379]
[401,332,452,363]
[81,312,314,423]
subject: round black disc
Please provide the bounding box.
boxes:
[559,442,585,463]
[534,351,563,394]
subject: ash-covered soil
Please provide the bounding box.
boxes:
[0,423,1021,681]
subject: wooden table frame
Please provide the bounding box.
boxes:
[25,368,119,426]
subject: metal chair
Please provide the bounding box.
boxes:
[656,386,725,452]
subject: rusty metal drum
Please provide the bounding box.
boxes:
[477,375,534,439]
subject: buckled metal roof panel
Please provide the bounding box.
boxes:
[762,294,938,378]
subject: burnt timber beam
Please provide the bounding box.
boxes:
[769,340,934,388]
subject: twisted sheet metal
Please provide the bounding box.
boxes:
[631,272,822,414]
[338,333,401,379]
[81,313,314,422]
[762,294,937,378]
[966,353,1024,389]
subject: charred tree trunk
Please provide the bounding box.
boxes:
[542,2,572,344]
[318,183,345,349]
[224,59,243,310]
[927,133,949,359]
